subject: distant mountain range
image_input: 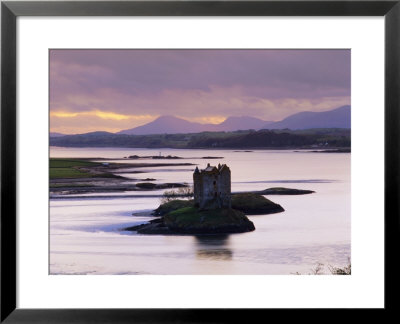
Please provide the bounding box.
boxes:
[49,132,67,137]
[50,131,113,138]
[117,115,272,135]
[117,105,350,135]
[50,105,350,137]
[266,105,350,130]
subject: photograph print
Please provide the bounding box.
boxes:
[49,49,351,275]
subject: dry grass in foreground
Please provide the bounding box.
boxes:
[294,259,351,275]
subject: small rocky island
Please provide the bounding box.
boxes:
[125,163,284,235]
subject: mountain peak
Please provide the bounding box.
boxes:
[117,115,270,135]
[116,106,350,135]
[219,116,270,130]
[155,115,181,121]
[265,105,351,130]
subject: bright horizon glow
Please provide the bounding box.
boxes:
[50,112,230,134]
[50,104,350,134]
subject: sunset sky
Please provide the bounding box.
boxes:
[50,49,350,134]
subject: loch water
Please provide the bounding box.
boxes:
[50,147,350,275]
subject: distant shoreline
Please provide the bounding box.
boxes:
[49,128,351,150]
[50,146,351,152]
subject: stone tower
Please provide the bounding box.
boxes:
[193,163,231,210]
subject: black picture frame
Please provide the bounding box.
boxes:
[1,0,399,322]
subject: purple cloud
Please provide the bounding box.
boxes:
[50,49,350,133]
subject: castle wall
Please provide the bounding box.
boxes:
[200,172,218,209]
[193,165,231,210]
[218,169,231,208]
[193,172,202,206]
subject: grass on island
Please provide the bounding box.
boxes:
[154,192,284,216]
[50,158,101,168]
[164,207,248,229]
[49,158,105,179]
[231,192,284,214]
[153,199,194,215]
[50,168,91,179]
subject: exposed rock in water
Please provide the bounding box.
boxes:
[309,148,350,153]
[255,187,315,195]
[135,182,188,190]
[125,218,173,234]
[153,192,285,217]
[231,193,284,214]
[151,155,182,159]
[128,155,183,159]
[125,192,288,235]
[125,207,255,235]
[135,182,157,189]
[165,207,255,234]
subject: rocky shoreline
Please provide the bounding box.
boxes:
[50,158,193,195]
[50,182,314,197]
[50,158,313,235]
[125,207,255,235]
[250,187,315,195]
[123,192,285,235]
[50,181,189,195]
[50,158,316,198]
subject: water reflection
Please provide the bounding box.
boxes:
[194,235,233,261]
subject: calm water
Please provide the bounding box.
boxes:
[50,147,351,275]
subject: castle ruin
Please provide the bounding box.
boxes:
[193,163,231,210]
